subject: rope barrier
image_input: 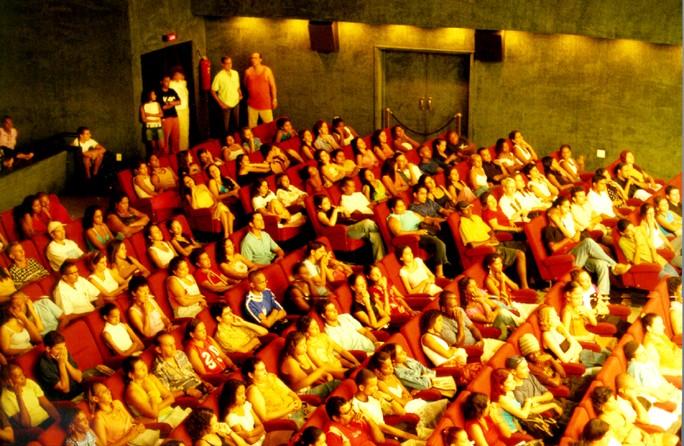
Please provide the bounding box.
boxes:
[386,110,457,137]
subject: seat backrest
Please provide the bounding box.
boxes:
[564,406,589,440]
[116,169,138,202]
[63,319,105,370]
[523,215,552,279]
[427,416,452,446]
[65,218,87,249]
[372,201,394,249]
[256,336,285,374]
[380,253,409,296]
[594,356,623,392]
[125,232,154,271]
[466,365,493,395]
[329,378,357,400]
[1,209,19,241]
[260,262,290,300]
[399,315,431,366]
[612,333,634,370]
[444,389,470,428]
[147,270,174,321]
[487,342,517,369]
[15,345,45,381]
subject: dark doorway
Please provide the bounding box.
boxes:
[381,50,470,139]
[140,42,197,146]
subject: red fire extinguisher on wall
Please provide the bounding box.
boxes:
[199,56,211,92]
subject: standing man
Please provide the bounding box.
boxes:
[244,52,277,128]
[211,56,242,137]
[157,75,181,154]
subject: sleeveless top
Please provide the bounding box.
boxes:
[98,401,134,445]
[421,333,454,367]
[89,268,119,294]
[245,69,271,110]
[5,323,31,351]
[187,339,226,374]
[473,171,489,188]
[128,377,162,417]
[87,225,112,252]
[143,102,162,127]
[130,300,165,337]
[134,175,155,199]
[168,275,203,318]
[514,144,533,163]
[562,158,578,176]
[149,242,175,269]
[155,167,177,189]
[226,401,264,446]
[191,185,216,209]
[103,322,133,352]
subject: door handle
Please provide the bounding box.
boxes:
[418,97,425,111]
[427,97,432,111]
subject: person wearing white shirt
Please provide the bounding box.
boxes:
[45,221,84,272]
[587,175,618,219]
[71,126,107,179]
[170,70,190,151]
[53,261,101,317]
[211,56,242,137]
[0,115,33,168]
[571,186,611,244]
[319,301,376,353]
[339,178,374,215]
[498,178,529,224]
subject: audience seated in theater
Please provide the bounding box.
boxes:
[420,310,469,367]
[166,256,207,320]
[590,385,678,446]
[509,130,538,165]
[241,127,262,155]
[108,239,150,280]
[191,248,233,295]
[655,196,682,238]
[83,205,114,252]
[37,330,86,401]
[378,342,453,396]
[523,163,558,204]
[667,276,682,337]
[185,407,238,446]
[332,149,359,178]
[418,144,442,176]
[10,291,63,337]
[0,268,15,302]
[432,137,455,167]
[624,340,682,409]
[640,203,681,268]
[459,276,522,340]
[543,206,631,292]
[586,174,619,221]
[541,156,574,191]
[313,120,339,153]
[217,237,255,281]
[538,305,607,370]
[438,290,503,361]
[579,419,617,446]
[498,178,532,224]
[128,275,173,340]
[46,221,85,272]
[620,150,660,191]
[382,154,416,197]
[148,153,178,191]
[240,213,284,266]
[106,194,150,239]
[298,316,360,380]
[391,125,419,152]
[366,264,413,325]
[294,426,326,446]
[442,167,474,205]
[63,407,99,446]
[388,198,448,278]
[351,369,420,442]
[252,178,304,227]
[89,381,161,446]
[99,302,144,358]
[88,251,127,300]
[462,391,529,446]
[615,372,681,433]
[197,148,223,171]
[146,223,177,269]
[397,245,443,296]
[244,270,287,331]
[331,116,358,147]
[447,130,475,160]
[614,161,652,201]
[371,129,393,162]
[495,138,523,174]
[275,116,297,143]
[316,149,346,185]
[665,185,681,217]
[513,173,550,212]
[275,173,307,212]
[641,313,681,376]
[357,168,386,203]
[411,183,451,220]
[235,154,270,187]
[54,260,102,320]
[483,253,535,315]
[349,273,391,330]
[570,268,628,335]
[325,395,385,446]
[19,195,48,239]
[0,363,60,442]
[318,301,377,354]
[206,164,240,205]
[182,175,235,238]
[561,281,616,348]
[286,261,329,314]
[177,151,201,178]
[222,135,245,162]
[261,144,291,174]
[491,366,561,443]
[123,356,190,428]
[469,152,491,197]
[210,302,267,355]
[303,240,353,288]
[242,357,308,428]
[167,218,201,258]
[133,160,162,200]
[479,191,524,239]
[281,331,340,398]
[479,147,507,185]
[352,137,378,170]
[185,319,237,382]
[72,126,107,180]
[298,129,315,161]
[517,333,591,401]
[557,144,583,183]
[0,294,42,357]
[596,166,632,210]
[219,379,267,446]
[616,218,678,278]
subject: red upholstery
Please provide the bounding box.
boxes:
[523,215,575,281]
[0,209,18,241]
[125,233,154,271]
[65,219,88,253]
[15,345,45,381]
[372,201,424,257]
[611,228,662,290]
[261,262,290,300]
[256,336,285,373]
[466,365,493,395]
[62,319,105,370]
[147,271,174,321]
[487,342,517,369]
[564,406,589,440]
[116,169,154,216]
[304,195,366,253]
[30,234,51,268]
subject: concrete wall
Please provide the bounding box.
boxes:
[193,0,681,45]
[0,0,136,156]
[0,152,69,211]
[206,18,681,178]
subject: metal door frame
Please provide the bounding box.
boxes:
[374,46,473,137]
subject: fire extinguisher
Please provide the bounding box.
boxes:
[199,56,211,92]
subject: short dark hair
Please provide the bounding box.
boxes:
[623,340,639,361]
[99,302,119,319]
[581,418,610,442]
[128,274,148,294]
[325,395,348,419]
[241,357,264,382]
[570,186,585,198]
[355,368,375,387]
[616,218,631,233]
[210,302,228,320]
[44,330,66,348]
[59,259,78,276]
[590,386,613,414]
[153,330,173,347]
[76,126,89,136]
[504,355,524,370]
[640,313,659,330]
[420,309,442,334]
[462,392,488,421]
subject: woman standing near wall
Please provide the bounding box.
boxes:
[170,70,190,151]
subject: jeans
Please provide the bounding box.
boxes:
[346,219,386,261]
[570,238,616,295]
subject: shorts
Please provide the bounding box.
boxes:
[144,126,164,142]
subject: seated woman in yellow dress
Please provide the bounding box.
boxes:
[182,175,235,238]
[641,313,681,376]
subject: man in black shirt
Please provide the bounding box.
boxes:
[665,185,681,217]
[615,162,652,201]
[157,75,181,154]
[478,147,507,184]
[36,331,84,401]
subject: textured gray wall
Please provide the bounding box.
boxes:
[0,1,136,156]
[193,0,681,45]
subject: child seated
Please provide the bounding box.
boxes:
[100,303,144,358]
